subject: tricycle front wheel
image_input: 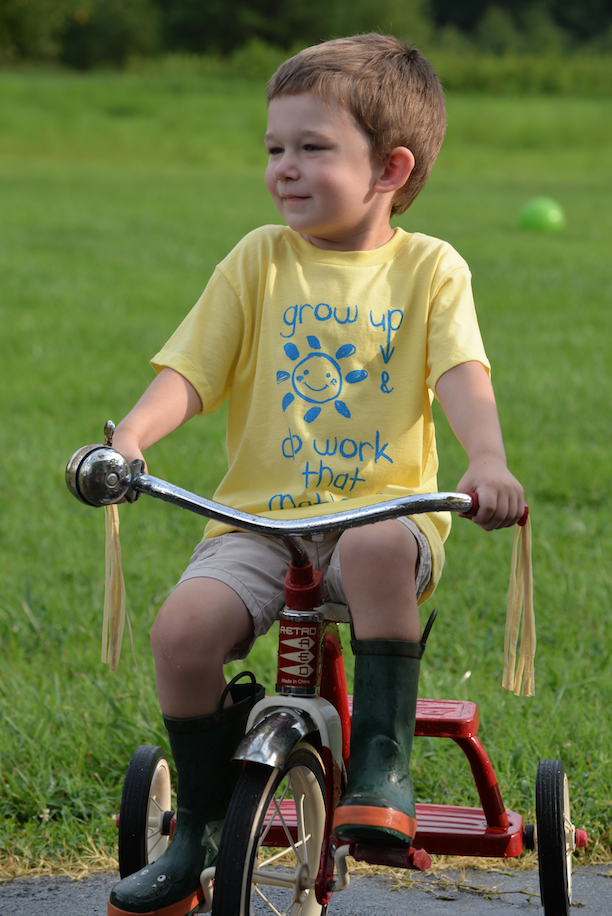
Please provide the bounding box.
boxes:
[212,741,327,915]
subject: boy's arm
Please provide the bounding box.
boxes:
[112,367,203,468]
[435,361,525,531]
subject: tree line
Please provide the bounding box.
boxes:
[1,0,611,69]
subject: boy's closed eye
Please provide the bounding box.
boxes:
[266,144,325,155]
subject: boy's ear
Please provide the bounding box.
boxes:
[375,147,415,194]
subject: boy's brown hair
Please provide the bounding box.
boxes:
[267,33,446,215]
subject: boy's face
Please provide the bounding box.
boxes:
[264,92,393,251]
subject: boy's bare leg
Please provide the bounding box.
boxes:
[334,518,423,847]
[151,578,254,718]
[339,519,421,640]
[110,578,259,914]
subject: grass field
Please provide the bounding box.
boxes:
[1,70,611,876]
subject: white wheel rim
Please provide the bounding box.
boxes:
[145,758,172,863]
[251,764,326,915]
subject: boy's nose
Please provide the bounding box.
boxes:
[273,156,299,181]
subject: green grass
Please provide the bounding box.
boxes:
[1,71,611,875]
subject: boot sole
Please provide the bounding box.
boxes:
[107,887,203,916]
[334,804,416,845]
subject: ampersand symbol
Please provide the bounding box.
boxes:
[381,371,394,393]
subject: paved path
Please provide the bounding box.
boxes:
[1,866,611,915]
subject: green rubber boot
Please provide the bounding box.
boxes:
[108,674,263,916]
[333,615,435,848]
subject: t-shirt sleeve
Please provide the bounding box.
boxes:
[425,258,490,396]
[151,268,246,415]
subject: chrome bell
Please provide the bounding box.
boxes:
[66,440,131,507]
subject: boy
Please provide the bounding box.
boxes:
[108,33,525,916]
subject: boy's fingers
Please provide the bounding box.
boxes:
[480,497,526,530]
[477,493,506,530]
[461,486,526,530]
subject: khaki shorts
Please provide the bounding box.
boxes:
[177,518,432,662]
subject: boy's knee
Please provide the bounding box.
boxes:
[151,578,253,664]
[151,598,205,664]
[341,520,418,572]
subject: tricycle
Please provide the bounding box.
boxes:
[66,435,586,916]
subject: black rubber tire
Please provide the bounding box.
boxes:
[212,742,327,916]
[536,759,572,916]
[118,745,172,879]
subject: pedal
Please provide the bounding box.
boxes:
[350,842,432,871]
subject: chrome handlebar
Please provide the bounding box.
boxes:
[130,472,472,537]
[66,441,475,537]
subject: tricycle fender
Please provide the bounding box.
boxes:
[234,695,344,774]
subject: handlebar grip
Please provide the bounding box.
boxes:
[125,459,145,503]
[464,491,529,527]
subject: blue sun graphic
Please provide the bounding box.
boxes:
[276,336,368,423]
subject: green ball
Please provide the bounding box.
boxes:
[519,197,566,232]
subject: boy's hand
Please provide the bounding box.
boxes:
[456,456,525,530]
[110,430,148,476]
[436,361,526,531]
[104,431,147,504]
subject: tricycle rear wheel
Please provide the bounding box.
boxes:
[536,759,573,916]
[118,745,173,878]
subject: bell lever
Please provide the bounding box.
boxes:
[104,420,115,448]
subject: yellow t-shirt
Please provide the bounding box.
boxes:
[152,225,490,602]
